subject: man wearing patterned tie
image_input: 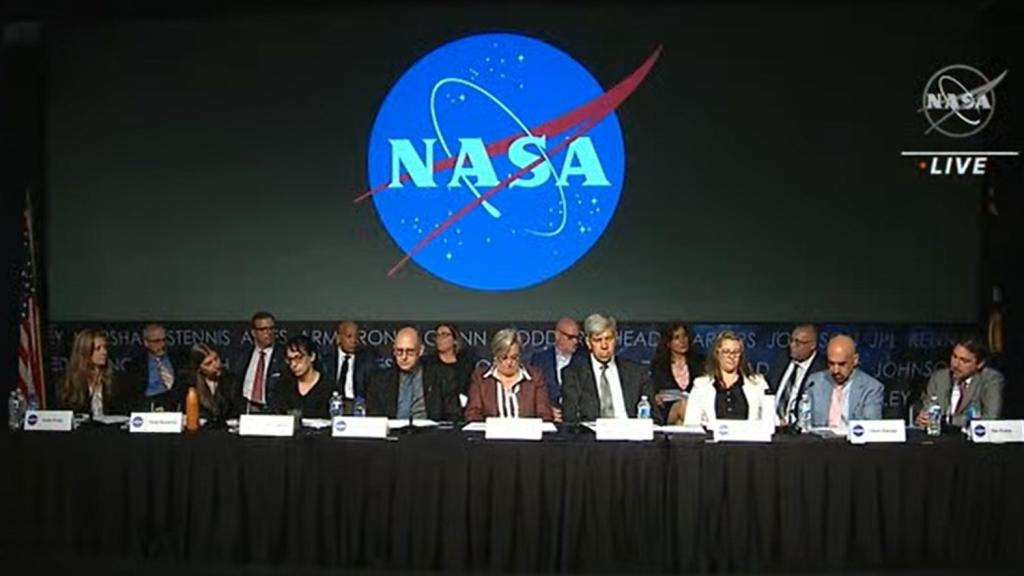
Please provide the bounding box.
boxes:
[804,334,884,429]
[122,323,187,412]
[560,313,653,423]
[321,320,378,414]
[766,324,826,427]
[233,311,286,413]
[915,338,1004,428]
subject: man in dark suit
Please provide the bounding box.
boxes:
[767,323,827,426]
[231,311,286,413]
[915,337,1005,427]
[321,320,378,413]
[365,326,461,422]
[561,313,653,423]
[529,316,585,421]
[120,323,189,412]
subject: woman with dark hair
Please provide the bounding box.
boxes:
[651,322,704,423]
[190,343,242,424]
[422,322,476,397]
[59,329,122,416]
[674,330,770,426]
[271,334,337,419]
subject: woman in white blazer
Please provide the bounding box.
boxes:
[676,330,771,426]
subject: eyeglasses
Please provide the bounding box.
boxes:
[497,353,520,363]
[394,348,418,357]
[718,349,742,357]
[558,329,580,340]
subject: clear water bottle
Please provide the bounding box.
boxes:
[926,395,942,436]
[8,389,24,431]
[637,395,651,419]
[961,405,977,435]
[797,392,812,432]
[328,390,343,419]
[353,396,366,417]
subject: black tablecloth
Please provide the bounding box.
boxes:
[1,425,1022,573]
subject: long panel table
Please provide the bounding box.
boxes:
[2,425,1022,573]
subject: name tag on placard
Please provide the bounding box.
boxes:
[129,412,183,434]
[595,418,654,441]
[331,417,389,439]
[970,420,1024,443]
[712,420,773,443]
[485,417,543,441]
[238,414,295,437]
[847,420,907,444]
[23,410,73,432]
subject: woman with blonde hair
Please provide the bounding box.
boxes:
[59,329,119,416]
[672,330,770,426]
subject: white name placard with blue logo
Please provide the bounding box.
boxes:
[331,417,389,439]
[23,410,73,432]
[970,420,1024,443]
[847,420,906,444]
[712,420,773,443]
[594,418,654,441]
[239,414,295,437]
[129,412,183,434]
[485,417,544,441]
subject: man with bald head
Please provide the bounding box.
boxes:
[365,326,462,421]
[321,320,378,413]
[804,334,884,428]
[529,317,585,421]
[767,324,826,426]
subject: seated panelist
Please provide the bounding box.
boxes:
[465,327,554,422]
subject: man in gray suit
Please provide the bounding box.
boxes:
[915,338,1004,427]
[805,334,884,428]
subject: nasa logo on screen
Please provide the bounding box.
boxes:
[362,33,659,290]
[919,64,1006,138]
[851,424,865,437]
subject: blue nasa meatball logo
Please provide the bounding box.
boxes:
[26,413,38,426]
[973,424,986,438]
[851,424,865,437]
[131,416,144,428]
[334,420,348,433]
[364,33,658,290]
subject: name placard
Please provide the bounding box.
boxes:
[485,417,544,441]
[847,420,907,444]
[712,420,773,443]
[129,412,183,434]
[331,416,389,439]
[239,414,295,437]
[970,420,1024,443]
[23,410,73,432]
[594,418,654,441]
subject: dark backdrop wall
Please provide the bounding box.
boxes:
[41,2,1005,322]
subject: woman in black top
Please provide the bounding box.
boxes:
[651,322,704,423]
[422,322,476,397]
[272,334,336,419]
[190,343,242,424]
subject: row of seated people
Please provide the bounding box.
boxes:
[57,313,1005,429]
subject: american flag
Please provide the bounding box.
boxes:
[17,190,46,409]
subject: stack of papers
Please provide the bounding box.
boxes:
[654,424,706,434]
[93,415,130,425]
[388,419,439,429]
[301,418,333,430]
[460,422,558,433]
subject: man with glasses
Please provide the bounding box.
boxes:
[767,324,826,426]
[529,317,585,421]
[365,326,462,421]
[122,323,187,411]
[232,311,286,413]
[321,320,378,414]
[561,313,653,423]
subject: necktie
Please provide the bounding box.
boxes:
[158,358,174,389]
[252,350,266,405]
[778,363,799,421]
[828,385,844,428]
[397,371,413,419]
[951,381,965,414]
[598,362,615,418]
[338,354,351,398]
